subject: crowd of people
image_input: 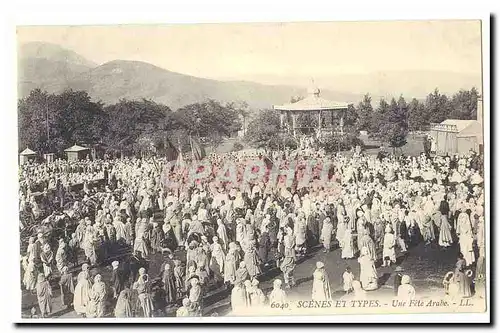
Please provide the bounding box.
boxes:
[19,146,485,318]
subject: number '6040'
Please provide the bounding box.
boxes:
[270,302,289,309]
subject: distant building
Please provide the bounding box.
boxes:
[44,153,55,163]
[429,98,483,155]
[64,144,91,161]
[19,148,37,165]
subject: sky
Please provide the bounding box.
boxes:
[17,20,482,84]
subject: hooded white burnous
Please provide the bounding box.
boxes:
[312,262,332,301]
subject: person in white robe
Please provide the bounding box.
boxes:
[243,239,262,279]
[235,218,246,245]
[176,298,192,317]
[23,257,37,292]
[302,194,312,219]
[351,280,367,299]
[358,229,377,262]
[248,279,266,308]
[476,216,485,280]
[456,210,475,266]
[383,225,396,267]
[311,261,332,301]
[231,281,248,314]
[438,213,453,248]
[336,202,347,248]
[224,242,240,285]
[268,279,287,304]
[73,264,92,316]
[320,217,334,253]
[343,266,354,294]
[55,240,68,273]
[397,275,416,300]
[294,215,307,255]
[216,219,229,251]
[133,268,154,317]
[210,236,226,275]
[358,247,378,291]
[86,274,106,318]
[83,225,97,265]
[341,226,355,259]
[113,217,127,243]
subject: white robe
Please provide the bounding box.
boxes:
[73,271,92,315]
[312,269,332,301]
[231,285,248,313]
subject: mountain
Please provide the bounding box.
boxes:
[19,42,98,68]
[17,42,364,109]
[18,42,98,97]
[19,42,480,111]
[64,60,365,109]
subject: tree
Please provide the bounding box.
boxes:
[229,101,251,136]
[408,98,427,131]
[18,89,107,154]
[425,88,452,124]
[378,96,409,150]
[175,100,241,151]
[245,109,281,148]
[18,89,52,153]
[53,90,107,150]
[369,98,390,139]
[356,94,373,132]
[449,88,479,120]
[103,99,173,155]
[344,104,358,130]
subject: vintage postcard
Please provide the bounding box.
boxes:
[16,19,489,322]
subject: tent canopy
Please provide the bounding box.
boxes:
[64,144,90,152]
[20,148,36,156]
[440,119,479,133]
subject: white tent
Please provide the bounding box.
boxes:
[430,119,482,155]
[19,147,37,165]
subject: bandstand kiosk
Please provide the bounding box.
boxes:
[273,86,351,140]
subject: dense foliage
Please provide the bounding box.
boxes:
[18,86,479,155]
[18,89,242,156]
[321,134,364,153]
[245,109,282,149]
[246,87,479,151]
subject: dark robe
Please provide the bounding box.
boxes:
[399,220,409,244]
[394,273,403,296]
[151,285,167,315]
[209,258,224,286]
[111,268,125,298]
[36,280,52,315]
[307,214,320,247]
[68,238,79,266]
[161,229,178,252]
[162,268,177,304]
[454,259,472,298]
[173,264,185,297]
[268,221,279,248]
[59,272,75,307]
[150,226,164,252]
[439,200,450,216]
[257,231,271,264]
